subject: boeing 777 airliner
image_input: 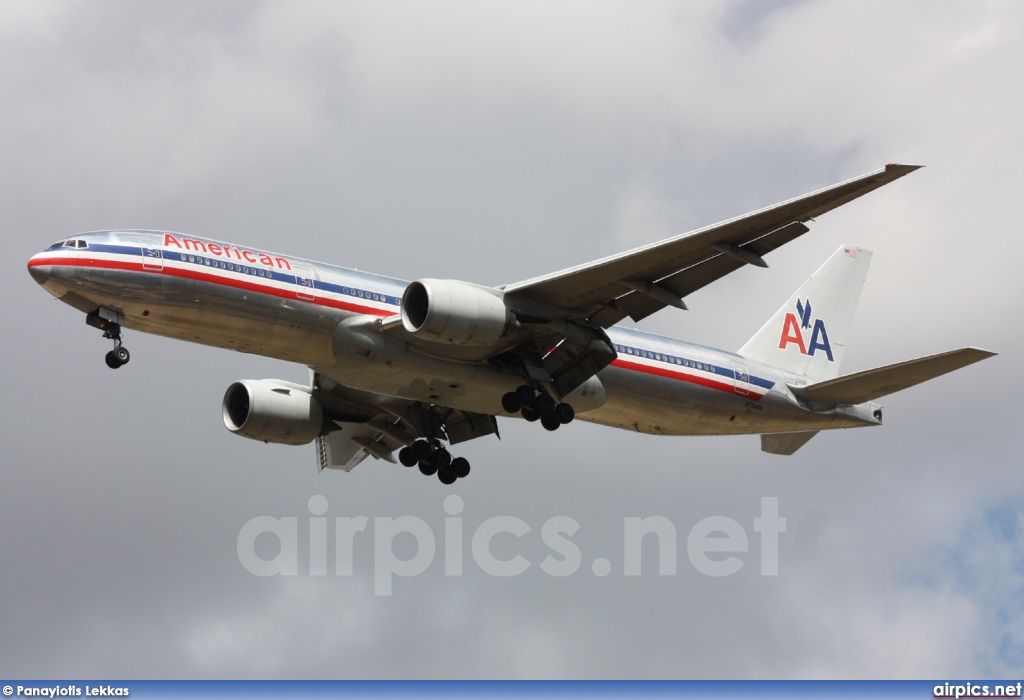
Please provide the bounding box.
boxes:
[27,164,994,483]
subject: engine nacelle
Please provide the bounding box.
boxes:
[222,379,324,446]
[401,278,513,346]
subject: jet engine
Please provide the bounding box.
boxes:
[401,279,514,346]
[222,379,324,445]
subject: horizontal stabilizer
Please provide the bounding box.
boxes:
[761,431,818,455]
[789,347,996,405]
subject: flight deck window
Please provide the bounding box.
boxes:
[47,241,66,250]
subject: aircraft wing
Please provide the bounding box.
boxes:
[502,164,921,326]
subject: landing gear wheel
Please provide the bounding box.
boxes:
[535,393,556,415]
[431,448,452,469]
[514,384,536,406]
[501,392,521,414]
[437,468,458,485]
[413,439,432,461]
[419,460,438,476]
[521,406,540,422]
[399,446,418,467]
[452,457,470,479]
[541,414,561,431]
[104,350,122,369]
[555,403,575,424]
[113,346,130,365]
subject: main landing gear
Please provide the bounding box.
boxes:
[398,439,471,485]
[500,384,574,431]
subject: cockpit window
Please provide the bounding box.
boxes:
[47,241,67,250]
[58,239,89,249]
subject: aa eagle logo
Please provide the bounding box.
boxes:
[778,298,834,361]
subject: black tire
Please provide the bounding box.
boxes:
[431,448,452,469]
[104,351,121,369]
[501,392,521,414]
[452,457,470,479]
[413,440,432,461]
[535,393,556,415]
[521,406,540,422]
[515,384,535,406]
[114,346,130,364]
[541,414,561,431]
[419,460,438,476]
[555,403,575,424]
[399,446,418,467]
[437,469,458,485]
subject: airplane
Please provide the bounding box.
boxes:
[27,163,995,484]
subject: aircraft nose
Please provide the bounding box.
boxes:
[27,255,51,285]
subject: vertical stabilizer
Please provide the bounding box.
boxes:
[739,245,871,381]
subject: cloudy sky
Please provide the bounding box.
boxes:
[1,0,1020,679]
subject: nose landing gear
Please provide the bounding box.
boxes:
[87,309,130,369]
[104,345,131,369]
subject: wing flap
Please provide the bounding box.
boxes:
[789,347,996,405]
[587,220,812,326]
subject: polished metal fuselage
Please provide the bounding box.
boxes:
[28,231,880,436]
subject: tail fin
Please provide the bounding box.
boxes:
[739,245,871,381]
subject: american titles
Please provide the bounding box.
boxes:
[162,233,292,271]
